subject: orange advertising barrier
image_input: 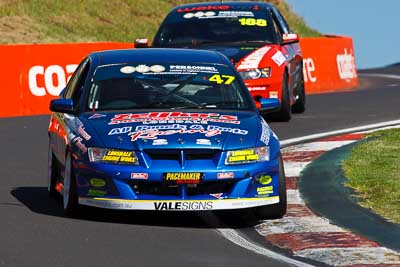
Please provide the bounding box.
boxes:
[0,38,358,118]
[0,42,132,118]
[300,36,358,94]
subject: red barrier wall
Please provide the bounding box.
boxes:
[0,37,358,118]
[300,36,358,94]
[0,42,132,117]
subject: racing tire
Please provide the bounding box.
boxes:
[47,143,59,198]
[254,156,287,220]
[275,72,291,121]
[63,151,80,217]
[291,73,306,114]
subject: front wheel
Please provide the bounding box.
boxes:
[254,156,287,220]
[292,74,306,114]
[275,72,291,122]
[47,143,58,198]
[63,151,79,216]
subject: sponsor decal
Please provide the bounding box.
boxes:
[183,11,216,19]
[73,136,88,153]
[237,46,271,70]
[210,193,224,199]
[128,124,247,141]
[336,48,357,80]
[150,65,165,73]
[227,149,259,163]
[120,66,136,74]
[248,86,266,91]
[177,5,230,13]
[303,58,317,83]
[269,91,278,98]
[89,178,106,187]
[102,150,137,163]
[88,189,107,197]
[260,119,271,145]
[282,33,297,41]
[164,172,203,184]
[220,11,254,17]
[130,128,222,141]
[88,113,106,120]
[135,64,150,73]
[78,126,91,141]
[183,11,255,19]
[257,186,273,195]
[131,173,148,179]
[170,65,218,73]
[152,139,168,145]
[109,112,240,125]
[217,172,234,179]
[259,175,272,185]
[271,51,286,66]
[108,126,133,135]
[196,139,211,145]
[154,201,213,211]
[29,64,78,96]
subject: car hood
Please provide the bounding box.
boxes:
[80,111,267,151]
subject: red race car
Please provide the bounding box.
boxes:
[143,1,305,121]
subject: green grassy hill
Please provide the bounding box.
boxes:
[0,0,320,44]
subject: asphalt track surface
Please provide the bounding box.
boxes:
[1,68,399,267]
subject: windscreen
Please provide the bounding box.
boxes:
[87,62,254,111]
[154,5,276,47]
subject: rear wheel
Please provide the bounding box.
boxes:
[275,72,291,121]
[63,152,79,216]
[292,73,306,113]
[254,156,287,220]
[47,143,58,198]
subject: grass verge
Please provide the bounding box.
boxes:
[343,129,400,223]
[0,0,320,44]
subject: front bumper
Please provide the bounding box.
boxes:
[73,150,281,211]
[79,196,279,211]
[245,78,282,108]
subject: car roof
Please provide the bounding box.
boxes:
[90,48,230,67]
[172,1,274,11]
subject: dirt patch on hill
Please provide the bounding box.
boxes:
[0,16,52,44]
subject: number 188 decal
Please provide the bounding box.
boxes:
[238,18,267,27]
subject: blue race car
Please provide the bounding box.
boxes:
[48,48,287,219]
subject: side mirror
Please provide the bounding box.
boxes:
[134,38,150,48]
[260,98,280,113]
[50,99,74,114]
[282,33,299,44]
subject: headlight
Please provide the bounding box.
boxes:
[239,67,271,80]
[225,147,270,165]
[88,148,139,165]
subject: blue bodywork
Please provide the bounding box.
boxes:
[49,49,282,211]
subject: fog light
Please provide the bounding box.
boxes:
[90,178,106,187]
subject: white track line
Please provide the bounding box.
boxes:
[281,119,400,147]
[359,73,400,80]
[212,120,400,267]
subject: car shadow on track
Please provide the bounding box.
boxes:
[11,187,261,229]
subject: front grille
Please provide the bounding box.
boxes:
[186,181,235,196]
[145,149,219,161]
[129,180,236,196]
[146,150,180,161]
[129,181,179,196]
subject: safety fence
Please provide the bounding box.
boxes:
[0,36,358,117]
